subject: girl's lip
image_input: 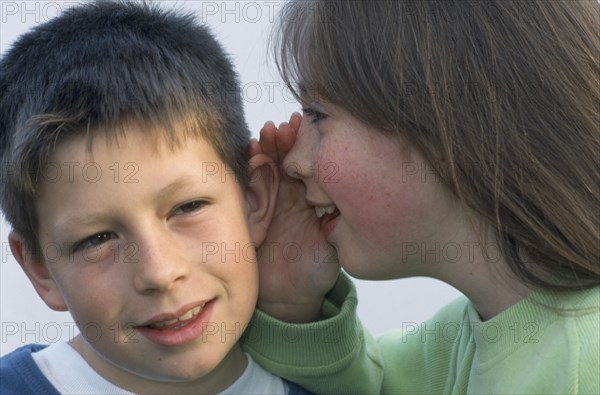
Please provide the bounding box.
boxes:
[321,211,340,238]
[306,197,332,207]
[135,299,216,347]
[306,197,340,238]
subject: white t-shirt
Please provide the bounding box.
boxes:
[32,341,287,394]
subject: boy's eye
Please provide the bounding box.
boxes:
[302,108,328,124]
[74,231,117,251]
[172,200,208,216]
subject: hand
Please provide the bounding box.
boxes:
[250,113,340,323]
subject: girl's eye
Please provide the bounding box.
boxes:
[172,200,208,216]
[302,108,328,124]
[74,231,117,251]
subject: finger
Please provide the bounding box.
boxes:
[289,112,302,132]
[248,138,262,157]
[276,121,297,155]
[259,121,278,162]
[273,122,301,183]
[278,112,301,153]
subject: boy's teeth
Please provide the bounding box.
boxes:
[179,309,193,321]
[315,205,337,219]
[148,304,204,328]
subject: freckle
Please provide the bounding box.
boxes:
[369,195,374,201]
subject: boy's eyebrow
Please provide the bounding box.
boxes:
[153,176,196,204]
[61,213,112,228]
[58,176,199,229]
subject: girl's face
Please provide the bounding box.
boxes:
[284,100,463,280]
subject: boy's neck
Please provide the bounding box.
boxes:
[70,335,248,394]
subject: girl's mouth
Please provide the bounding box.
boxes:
[314,205,337,219]
[314,205,340,236]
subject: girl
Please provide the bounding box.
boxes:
[243,0,599,394]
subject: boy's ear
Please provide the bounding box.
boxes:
[8,231,68,312]
[245,153,279,247]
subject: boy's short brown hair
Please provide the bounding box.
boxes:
[0,1,250,256]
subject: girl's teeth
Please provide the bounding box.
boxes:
[315,205,337,219]
[315,207,324,218]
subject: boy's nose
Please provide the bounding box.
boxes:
[132,235,189,294]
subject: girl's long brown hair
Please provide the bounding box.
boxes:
[273,0,600,290]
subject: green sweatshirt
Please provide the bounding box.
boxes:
[243,274,600,394]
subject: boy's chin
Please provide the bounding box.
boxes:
[131,347,247,391]
[79,338,244,391]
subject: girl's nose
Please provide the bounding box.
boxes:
[283,118,315,180]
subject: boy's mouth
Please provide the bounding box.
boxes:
[146,304,205,330]
[135,300,216,347]
[139,301,208,331]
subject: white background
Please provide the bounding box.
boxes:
[0,0,461,356]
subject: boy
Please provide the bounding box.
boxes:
[0,1,310,394]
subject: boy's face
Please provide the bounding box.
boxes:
[23,123,264,389]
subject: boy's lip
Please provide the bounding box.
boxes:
[138,300,211,327]
[135,300,216,347]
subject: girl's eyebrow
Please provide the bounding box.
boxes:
[309,100,327,113]
[298,83,307,97]
[298,83,323,105]
[298,87,311,106]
